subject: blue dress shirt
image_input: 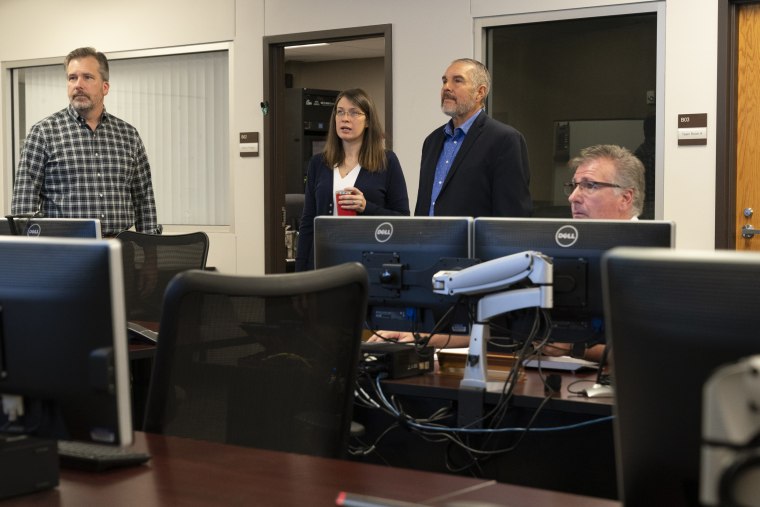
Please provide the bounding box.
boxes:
[428,110,482,216]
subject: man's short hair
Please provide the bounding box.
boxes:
[569,144,646,218]
[64,47,109,82]
[452,58,491,100]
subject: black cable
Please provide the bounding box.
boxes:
[415,296,470,351]
[355,304,603,477]
[446,308,559,473]
[356,363,612,478]
[347,422,400,459]
[463,311,544,466]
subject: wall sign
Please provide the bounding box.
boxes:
[677,114,707,146]
[240,132,259,157]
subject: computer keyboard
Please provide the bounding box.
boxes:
[57,440,151,472]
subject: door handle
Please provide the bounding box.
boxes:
[742,224,760,238]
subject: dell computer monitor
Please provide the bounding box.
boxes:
[603,247,760,507]
[473,218,674,345]
[314,216,474,334]
[1,217,102,239]
[0,237,132,445]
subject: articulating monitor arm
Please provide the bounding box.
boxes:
[432,251,554,390]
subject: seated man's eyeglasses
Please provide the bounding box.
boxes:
[335,109,366,118]
[563,180,622,196]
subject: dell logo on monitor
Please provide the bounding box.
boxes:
[555,225,579,248]
[26,224,42,237]
[374,222,394,243]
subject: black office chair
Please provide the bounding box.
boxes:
[143,262,369,459]
[284,193,305,231]
[116,231,209,323]
[284,194,305,272]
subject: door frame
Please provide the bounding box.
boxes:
[716,0,759,249]
[262,25,392,273]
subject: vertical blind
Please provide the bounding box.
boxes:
[14,50,230,226]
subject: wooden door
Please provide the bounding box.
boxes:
[736,3,760,250]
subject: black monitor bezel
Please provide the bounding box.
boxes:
[0,217,102,239]
[0,237,132,445]
[603,247,760,506]
[473,218,675,344]
[314,216,474,334]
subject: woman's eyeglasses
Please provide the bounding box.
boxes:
[335,109,366,119]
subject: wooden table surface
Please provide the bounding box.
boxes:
[4,432,620,506]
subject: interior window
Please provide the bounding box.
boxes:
[10,49,230,226]
[485,13,657,219]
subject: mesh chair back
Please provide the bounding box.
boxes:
[285,193,305,230]
[116,231,209,323]
[143,262,369,458]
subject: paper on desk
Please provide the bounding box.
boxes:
[441,347,472,355]
[441,347,598,371]
[523,355,599,371]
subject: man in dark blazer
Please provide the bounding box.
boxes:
[414,58,532,218]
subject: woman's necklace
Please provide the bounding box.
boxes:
[339,158,358,177]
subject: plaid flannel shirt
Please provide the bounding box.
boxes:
[11,105,158,236]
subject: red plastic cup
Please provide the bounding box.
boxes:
[335,190,357,216]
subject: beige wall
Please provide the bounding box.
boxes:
[0,0,724,275]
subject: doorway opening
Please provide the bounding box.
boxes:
[263,25,392,273]
[716,0,760,250]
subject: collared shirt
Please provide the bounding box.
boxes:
[11,105,159,236]
[428,109,482,216]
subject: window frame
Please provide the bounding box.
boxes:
[473,2,666,220]
[3,42,234,233]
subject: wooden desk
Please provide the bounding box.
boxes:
[3,432,619,507]
[384,364,612,415]
[355,367,617,500]
[126,343,616,499]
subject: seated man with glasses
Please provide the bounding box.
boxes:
[539,144,644,361]
[369,144,645,355]
[564,144,644,221]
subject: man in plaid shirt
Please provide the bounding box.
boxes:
[11,47,158,237]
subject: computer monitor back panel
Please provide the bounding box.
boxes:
[603,247,760,507]
[0,217,102,238]
[0,237,131,445]
[473,218,674,344]
[314,216,474,333]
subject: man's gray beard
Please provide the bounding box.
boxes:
[71,97,93,115]
[441,99,473,119]
[441,103,458,118]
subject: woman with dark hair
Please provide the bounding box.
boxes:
[296,88,410,271]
